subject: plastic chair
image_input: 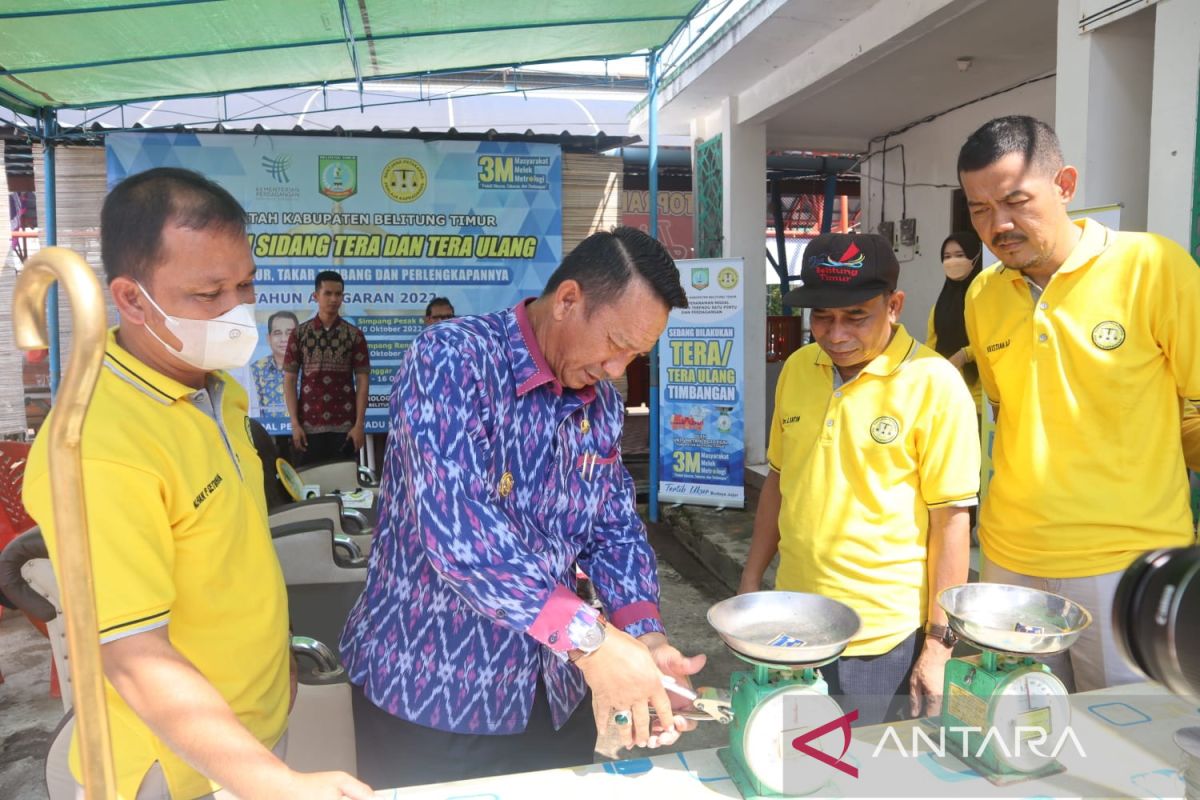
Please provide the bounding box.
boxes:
[246,419,375,556]
[0,442,56,694]
[0,528,67,705]
[0,441,35,554]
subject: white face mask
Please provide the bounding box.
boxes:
[942,255,976,281]
[136,282,259,371]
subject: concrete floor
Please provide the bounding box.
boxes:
[0,610,62,800]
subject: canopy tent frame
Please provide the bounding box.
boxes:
[1,3,711,795]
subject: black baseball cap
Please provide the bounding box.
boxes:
[782,233,900,308]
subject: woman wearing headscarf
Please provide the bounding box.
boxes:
[927,231,984,413]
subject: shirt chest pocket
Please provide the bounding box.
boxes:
[559,444,621,537]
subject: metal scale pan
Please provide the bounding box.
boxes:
[939,583,1092,655]
[707,591,861,668]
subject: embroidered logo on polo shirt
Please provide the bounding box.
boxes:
[193,473,224,509]
[869,416,900,444]
[1091,321,1125,350]
[986,339,1010,354]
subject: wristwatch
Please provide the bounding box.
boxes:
[925,622,958,648]
[576,619,606,653]
[568,609,608,661]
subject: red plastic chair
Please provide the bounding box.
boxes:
[0,441,57,695]
[0,441,35,551]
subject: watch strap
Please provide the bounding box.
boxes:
[925,622,957,647]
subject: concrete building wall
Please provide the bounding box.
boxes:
[691,99,768,466]
[1057,0,1200,245]
[859,78,1057,339]
[1057,2,1156,233]
[1146,0,1200,248]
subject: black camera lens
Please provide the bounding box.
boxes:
[1113,547,1200,698]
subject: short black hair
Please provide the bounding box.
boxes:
[100,167,247,284]
[957,115,1064,178]
[542,226,687,313]
[267,310,298,332]
[314,270,344,292]
[425,297,453,316]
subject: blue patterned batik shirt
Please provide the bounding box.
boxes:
[250,355,286,412]
[340,300,665,734]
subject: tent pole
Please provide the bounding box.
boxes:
[820,172,837,234]
[42,109,62,399]
[648,49,661,523]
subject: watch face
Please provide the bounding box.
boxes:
[578,623,604,651]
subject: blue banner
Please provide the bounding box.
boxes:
[107,132,562,434]
[657,257,745,508]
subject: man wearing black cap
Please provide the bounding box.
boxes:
[739,233,979,725]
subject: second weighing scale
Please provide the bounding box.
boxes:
[934,583,1092,784]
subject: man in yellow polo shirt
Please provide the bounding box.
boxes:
[23,167,372,800]
[959,115,1200,692]
[740,233,978,725]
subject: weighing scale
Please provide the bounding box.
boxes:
[934,583,1092,785]
[685,592,861,799]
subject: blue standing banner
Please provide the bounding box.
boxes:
[657,257,745,508]
[106,132,562,434]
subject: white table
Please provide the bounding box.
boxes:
[377,682,1198,798]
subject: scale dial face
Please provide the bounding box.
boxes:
[743,685,846,796]
[988,669,1070,773]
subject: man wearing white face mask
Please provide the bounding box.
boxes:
[22,167,374,800]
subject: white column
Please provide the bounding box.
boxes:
[1055,0,1155,231]
[719,97,767,465]
[1147,0,1200,245]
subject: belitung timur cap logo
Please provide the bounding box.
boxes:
[816,241,867,269]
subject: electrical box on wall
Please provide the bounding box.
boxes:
[899,218,918,247]
[877,220,895,247]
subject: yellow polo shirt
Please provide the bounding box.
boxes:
[768,325,980,656]
[24,330,290,799]
[965,219,1200,577]
[1185,401,1200,472]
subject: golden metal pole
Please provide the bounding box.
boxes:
[13,247,115,800]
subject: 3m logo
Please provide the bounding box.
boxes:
[792,709,859,778]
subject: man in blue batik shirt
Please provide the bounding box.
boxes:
[250,309,297,411]
[340,227,706,787]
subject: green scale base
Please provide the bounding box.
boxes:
[935,650,1069,786]
[721,664,836,798]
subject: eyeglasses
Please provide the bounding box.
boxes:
[428,313,455,321]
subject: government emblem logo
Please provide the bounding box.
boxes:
[869,416,900,444]
[382,157,427,203]
[498,471,514,498]
[260,154,292,184]
[691,267,709,291]
[1091,321,1125,350]
[319,156,358,200]
[717,267,739,290]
